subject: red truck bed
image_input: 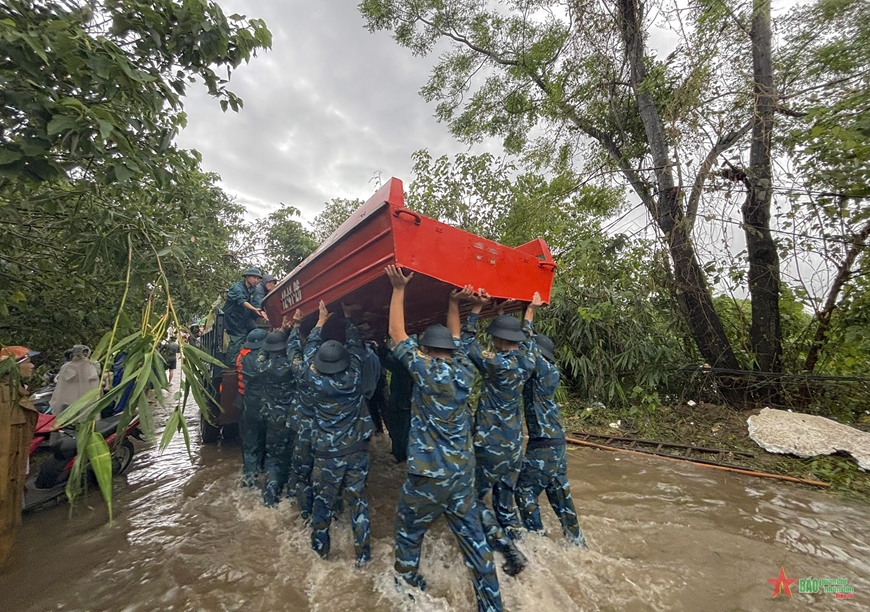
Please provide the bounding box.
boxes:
[262,177,556,339]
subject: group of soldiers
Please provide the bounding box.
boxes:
[229,266,587,612]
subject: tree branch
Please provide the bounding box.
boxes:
[686,121,752,226]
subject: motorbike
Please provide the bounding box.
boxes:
[24,412,142,511]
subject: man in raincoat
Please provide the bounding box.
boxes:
[223,268,267,367]
[238,329,267,487]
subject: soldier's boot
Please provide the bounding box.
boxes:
[397,571,427,591]
[570,530,589,550]
[500,542,528,577]
[263,481,280,508]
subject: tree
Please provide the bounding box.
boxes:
[310,197,364,243]
[259,204,317,277]
[0,0,272,515]
[359,0,751,385]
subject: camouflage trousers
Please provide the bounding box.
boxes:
[474,444,523,549]
[263,416,295,493]
[515,442,583,545]
[395,472,502,612]
[240,395,266,478]
[292,422,314,518]
[310,449,371,563]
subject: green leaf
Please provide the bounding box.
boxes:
[47,115,79,135]
[0,150,23,164]
[85,431,114,520]
[98,119,113,140]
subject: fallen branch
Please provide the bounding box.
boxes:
[564,436,830,488]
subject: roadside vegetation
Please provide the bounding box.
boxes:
[1,0,868,507]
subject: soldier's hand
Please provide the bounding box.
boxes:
[385,265,414,289]
[292,308,303,325]
[470,289,492,307]
[529,291,543,310]
[496,298,517,315]
[454,284,475,302]
[317,300,332,326]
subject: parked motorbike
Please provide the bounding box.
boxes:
[24,413,142,511]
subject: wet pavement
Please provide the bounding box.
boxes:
[1,390,868,611]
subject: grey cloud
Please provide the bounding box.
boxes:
[175,0,472,224]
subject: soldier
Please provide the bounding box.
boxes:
[385,265,502,612]
[459,287,535,576]
[259,330,298,507]
[292,301,373,565]
[223,268,267,367]
[239,329,268,487]
[287,322,315,520]
[515,318,588,548]
[379,343,412,463]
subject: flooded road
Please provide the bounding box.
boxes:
[2,393,867,611]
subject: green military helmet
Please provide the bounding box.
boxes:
[535,333,556,362]
[419,324,457,350]
[485,314,525,342]
[263,330,288,353]
[313,340,350,374]
[243,328,268,349]
[243,267,262,278]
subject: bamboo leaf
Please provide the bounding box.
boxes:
[86,431,114,520]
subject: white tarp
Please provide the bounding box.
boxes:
[747,408,870,471]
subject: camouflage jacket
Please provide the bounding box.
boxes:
[257,352,298,426]
[394,336,475,479]
[462,313,534,450]
[291,320,373,457]
[522,322,565,440]
[240,348,268,402]
[223,279,261,336]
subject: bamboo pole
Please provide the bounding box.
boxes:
[565,436,831,488]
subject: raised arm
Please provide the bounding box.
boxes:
[524,291,543,323]
[460,287,491,371]
[385,265,413,345]
[447,286,468,339]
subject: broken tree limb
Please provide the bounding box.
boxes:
[564,436,830,488]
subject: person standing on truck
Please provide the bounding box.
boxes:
[459,287,534,576]
[258,330,298,507]
[238,329,267,487]
[514,322,588,548]
[292,301,373,565]
[254,274,278,303]
[384,265,502,612]
[223,268,267,367]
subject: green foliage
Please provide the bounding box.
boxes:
[0,0,272,514]
[309,197,364,244]
[0,0,271,185]
[536,234,687,406]
[259,204,317,277]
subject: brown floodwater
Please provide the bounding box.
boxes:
[1,390,867,612]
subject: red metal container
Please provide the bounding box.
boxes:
[262,177,556,339]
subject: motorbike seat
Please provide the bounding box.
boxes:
[95,415,123,438]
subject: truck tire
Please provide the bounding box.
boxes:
[201,413,220,444]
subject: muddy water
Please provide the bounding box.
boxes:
[1,395,867,612]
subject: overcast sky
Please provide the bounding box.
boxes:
[175,1,483,225]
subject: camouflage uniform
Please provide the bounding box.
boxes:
[393,337,502,612]
[380,345,413,462]
[240,348,268,481]
[288,328,315,518]
[294,319,373,563]
[462,313,534,542]
[258,351,298,502]
[223,280,261,366]
[515,326,586,547]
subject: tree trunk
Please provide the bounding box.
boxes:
[805,216,870,372]
[616,0,741,379]
[743,0,782,373]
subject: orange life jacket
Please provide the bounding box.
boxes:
[236,347,250,395]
